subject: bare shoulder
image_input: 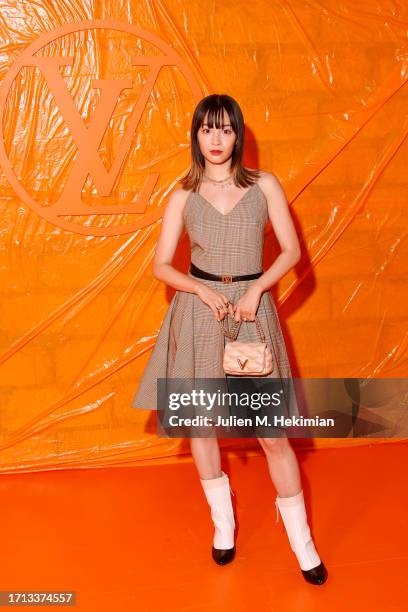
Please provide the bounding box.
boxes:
[251,169,290,220]
[171,187,192,199]
[162,187,192,218]
[255,170,284,195]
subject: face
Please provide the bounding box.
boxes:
[196,109,237,165]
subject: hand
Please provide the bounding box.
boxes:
[195,284,235,321]
[232,284,263,323]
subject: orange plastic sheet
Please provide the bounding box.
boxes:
[0,2,407,473]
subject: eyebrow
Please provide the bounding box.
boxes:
[202,123,232,127]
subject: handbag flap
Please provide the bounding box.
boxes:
[224,341,267,373]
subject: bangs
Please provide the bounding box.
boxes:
[201,101,234,130]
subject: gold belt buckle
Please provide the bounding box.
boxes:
[221,274,233,284]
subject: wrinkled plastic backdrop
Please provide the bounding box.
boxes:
[0,2,407,473]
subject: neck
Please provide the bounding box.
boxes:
[203,161,232,181]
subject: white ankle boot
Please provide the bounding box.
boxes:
[275,488,328,585]
[200,470,236,565]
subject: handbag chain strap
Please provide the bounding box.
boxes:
[219,313,266,343]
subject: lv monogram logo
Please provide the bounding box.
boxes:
[0,20,203,236]
[237,358,248,370]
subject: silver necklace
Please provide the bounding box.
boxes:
[203,174,234,188]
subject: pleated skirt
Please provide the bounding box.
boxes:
[131,272,299,424]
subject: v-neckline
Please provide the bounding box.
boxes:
[195,182,257,217]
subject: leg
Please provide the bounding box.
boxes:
[190,436,236,566]
[257,435,328,585]
[190,436,222,480]
[256,435,301,497]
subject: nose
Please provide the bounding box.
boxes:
[211,129,221,145]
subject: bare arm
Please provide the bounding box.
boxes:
[152,189,203,294]
[153,189,233,321]
[252,172,301,293]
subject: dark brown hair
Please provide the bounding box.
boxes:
[179,94,261,192]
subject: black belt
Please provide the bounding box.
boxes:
[190,262,263,284]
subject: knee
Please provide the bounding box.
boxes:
[190,436,218,447]
[256,436,290,455]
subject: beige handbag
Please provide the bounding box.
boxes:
[219,312,274,376]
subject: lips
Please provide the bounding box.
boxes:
[210,150,223,154]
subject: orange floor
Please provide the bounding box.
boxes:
[1,440,407,611]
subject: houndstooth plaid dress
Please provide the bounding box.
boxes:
[131,181,299,422]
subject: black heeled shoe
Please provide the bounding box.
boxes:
[200,471,236,566]
[301,560,328,585]
[212,545,236,565]
[275,490,329,586]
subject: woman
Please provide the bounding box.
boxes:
[132,94,328,586]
